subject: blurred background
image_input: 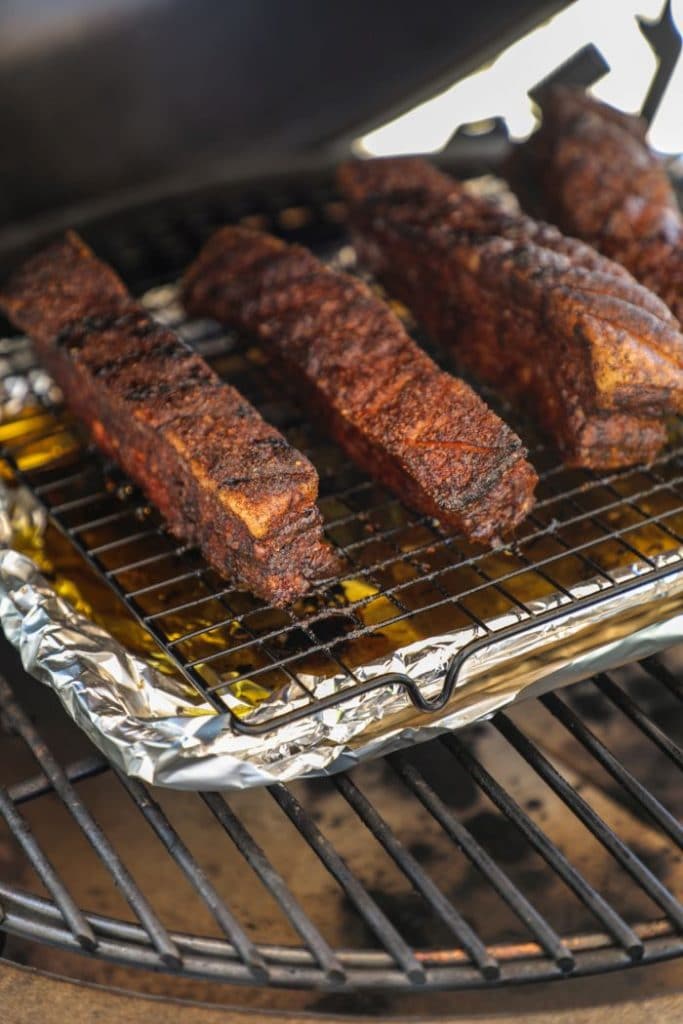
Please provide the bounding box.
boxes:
[0,0,681,230]
[357,0,683,156]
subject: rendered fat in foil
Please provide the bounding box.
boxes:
[0,478,682,790]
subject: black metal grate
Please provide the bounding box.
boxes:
[0,186,682,734]
[0,173,680,992]
[0,655,681,989]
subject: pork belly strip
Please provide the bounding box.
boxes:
[182,227,537,545]
[512,87,683,323]
[338,157,683,469]
[0,232,337,605]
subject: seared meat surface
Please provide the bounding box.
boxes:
[183,227,537,545]
[338,157,683,469]
[0,232,337,605]
[512,87,683,323]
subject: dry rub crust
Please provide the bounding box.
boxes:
[512,86,683,323]
[0,232,337,605]
[338,157,683,469]
[183,227,537,545]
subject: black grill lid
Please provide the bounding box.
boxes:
[0,0,568,223]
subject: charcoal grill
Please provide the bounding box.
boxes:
[0,3,682,1016]
[0,163,681,1010]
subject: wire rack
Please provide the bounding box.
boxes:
[0,185,683,735]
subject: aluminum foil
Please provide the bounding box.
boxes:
[0,475,682,790]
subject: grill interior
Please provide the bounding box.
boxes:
[0,170,681,994]
[0,184,682,730]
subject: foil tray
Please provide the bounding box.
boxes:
[0,286,682,790]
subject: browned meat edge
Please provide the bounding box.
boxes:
[0,232,338,606]
[338,156,683,469]
[511,86,683,323]
[183,226,537,546]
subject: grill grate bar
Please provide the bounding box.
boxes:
[0,676,183,967]
[390,752,575,971]
[540,693,683,846]
[640,656,683,700]
[268,783,426,983]
[0,787,96,951]
[8,754,109,806]
[113,771,269,981]
[494,713,683,930]
[200,792,346,983]
[333,773,500,980]
[442,734,644,957]
[595,675,683,768]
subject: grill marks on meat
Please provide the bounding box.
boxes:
[183,227,537,545]
[512,87,683,323]
[0,232,337,606]
[338,157,683,469]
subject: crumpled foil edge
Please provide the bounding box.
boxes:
[1,478,682,791]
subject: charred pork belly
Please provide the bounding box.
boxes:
[183,226,537,545]
[512,87,683,323]
[338,157,683,469]
[0,232,337,605]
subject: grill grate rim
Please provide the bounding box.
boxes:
[0,661,680,989]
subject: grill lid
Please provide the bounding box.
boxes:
[0,0,569,224]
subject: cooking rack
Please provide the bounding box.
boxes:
[1,182,683,734]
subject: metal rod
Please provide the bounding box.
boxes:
[640,656,683,701]
[114,771,269,981]
[390,752,575,972]
[595,674,683,769]
[442,735,644,958]
[200,791,345,983]
[0,676,182,968]
[541,693,683,847]
[333,773,499,979]
[0,787,96,951]
[494,714,683,930]
[269,783,426,983]
[8,754,109,805]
